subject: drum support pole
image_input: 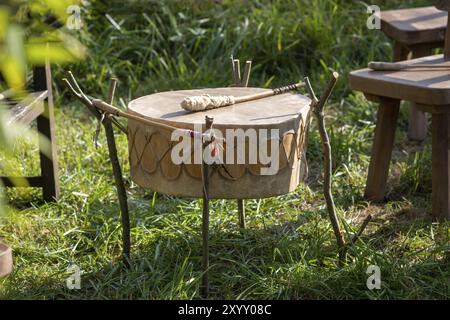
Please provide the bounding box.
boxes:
[103,79,131,268]
[63,74,131,268]
[237,200,246,229]
[103,118,131,268]
[231,57,252,230]
[201,116,214,298]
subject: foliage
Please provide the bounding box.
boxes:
[0,0,85,214]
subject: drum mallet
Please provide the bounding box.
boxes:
[180,81,306,112]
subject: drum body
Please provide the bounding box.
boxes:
[127,87,312,199]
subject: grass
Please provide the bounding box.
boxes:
[0,0,449,299]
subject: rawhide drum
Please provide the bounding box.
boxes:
[127,87,312,199]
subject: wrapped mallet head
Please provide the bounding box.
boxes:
[181,94,236,111]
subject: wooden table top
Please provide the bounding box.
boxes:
[378,6,447,45]
[350,54,450,105]
[128,87,311,128]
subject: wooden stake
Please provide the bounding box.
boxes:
[230,58,252,230]
[305,73,374,262]
[104,78,131,268]
[232,59,241,85]
[200,116,214,298]
[241,61,252,87]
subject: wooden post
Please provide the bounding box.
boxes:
[241,61,252,87]
[33,63,60,201]
[364,97,400,201]
[201,116,214,298]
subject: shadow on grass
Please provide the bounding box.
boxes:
[2,187,45,209]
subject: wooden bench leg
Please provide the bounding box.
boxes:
[393,42,408,61]
[431,113,450,221]
[365,98,400,201]
[408,105,427,141]
[34,64,59,202]
[407,47,430,142]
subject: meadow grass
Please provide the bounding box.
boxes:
[0,0,449,299]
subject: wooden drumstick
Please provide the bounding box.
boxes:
[368,61,450,71]
[180,81,305,112]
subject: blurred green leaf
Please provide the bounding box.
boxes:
[26,40,85,64]
[33,0,81,23]
[0,0,85,197]
[6,23,26,70]
[0,54,25,90]
[0,108,13,150]
[0,6,10,40]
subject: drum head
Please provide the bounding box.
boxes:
[128,87,311,129]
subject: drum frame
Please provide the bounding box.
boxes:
[64,60,371,299]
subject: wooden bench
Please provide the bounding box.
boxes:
[378,6,448,141]
[350,54,450,221]
[350,1,450,221]
[0,62,59,201]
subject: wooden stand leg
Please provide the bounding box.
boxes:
[365,98,400,201]
[103,119,131,267]
[200,116,213,298]
[63,74,132,265]
[230,58,251,230]
[431,113,450,221]
[201,182,210,298]
[104,80,130,267]
[34,64,60,202]
[237,199,246,229]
